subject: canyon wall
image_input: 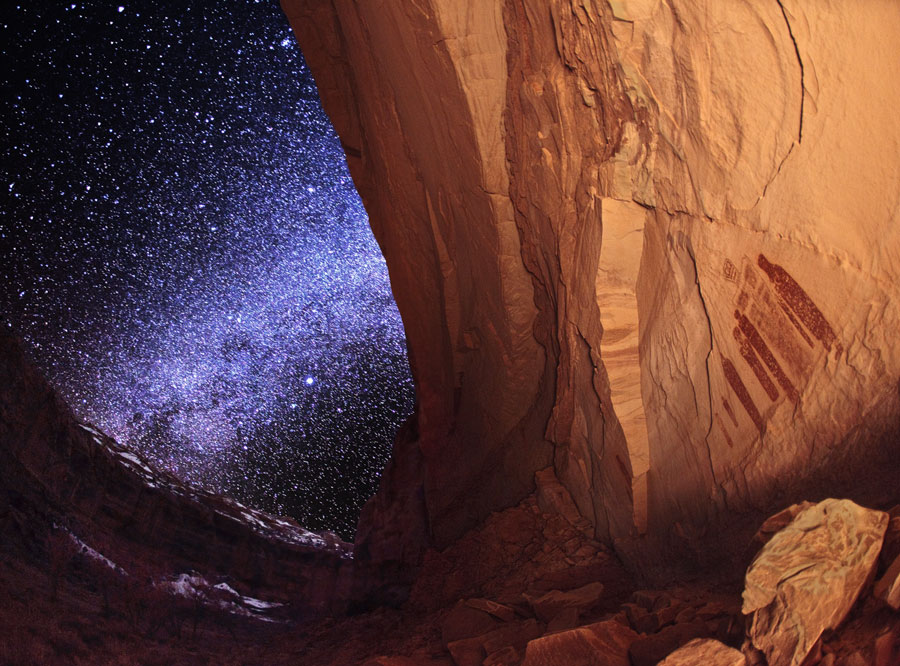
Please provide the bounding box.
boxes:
[0,333,353,617]
[282,0,900,568]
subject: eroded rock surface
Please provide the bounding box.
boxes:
[520,619,636,666]
[875,553,900,610]
[742,499,889,666]
[658,638,746,666]
[282,0,900,576]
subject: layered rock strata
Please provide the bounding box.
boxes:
[282,0,900,571]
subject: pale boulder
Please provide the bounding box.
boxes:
[742,499,888,666]
[658,638,746,666]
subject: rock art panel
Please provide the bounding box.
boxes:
[713,251,839,439]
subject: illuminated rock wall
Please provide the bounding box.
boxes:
[282,0,900,565]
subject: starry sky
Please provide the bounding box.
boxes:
[0,1,414,539]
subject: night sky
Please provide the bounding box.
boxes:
[0,1,414,539]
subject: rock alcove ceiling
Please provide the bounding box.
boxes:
[2,1,900,664]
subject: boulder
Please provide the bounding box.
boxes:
[441,600,502,647]
[624,590,686,634]
[631,589,674,612]
[622,602,654,633]
[750,501,815,550]
[525,582,606,623]
[627,622,710,666]
[483,646,520,666]
[742,499,889,666]
[534,467,585,528]
[447,619,542,666]
[544,606,580,634]
[464,598,518,623]
[873,552,900,610]
[843,652,870,666]
[658,638,746,666]
[521,619,637,666]
[880,506,900,571]
[874,626,899,666]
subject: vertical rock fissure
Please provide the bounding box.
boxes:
[777,0,804,143]
[574,322,617,540]
[500,0,639,542]
[686,241,722,496]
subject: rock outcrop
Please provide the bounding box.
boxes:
[6,1,900,661]
[281,0,900,577]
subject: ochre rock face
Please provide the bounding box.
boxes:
[281,0,900,562]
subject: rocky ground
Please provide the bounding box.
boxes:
[291,490,900,666]
[2,466,898,665]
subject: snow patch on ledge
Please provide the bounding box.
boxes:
[76,420,353,559]
[77,423,103,437]
[163,573,286,622]
[57,526,127,576]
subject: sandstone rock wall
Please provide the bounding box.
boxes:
[282,0,553,553]
[282,0,900,567]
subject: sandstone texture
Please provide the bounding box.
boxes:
[658,638,746,666]
[520,619,636,666]
[282,0,900,574]
[742,499,889,666]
